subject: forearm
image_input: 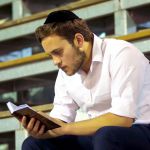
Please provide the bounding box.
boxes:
[22,112,133,139]
[64,113,133,136]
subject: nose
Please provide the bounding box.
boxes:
[53,57,62,67]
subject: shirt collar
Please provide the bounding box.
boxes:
[77,34,104,75]
[92,34,104,62]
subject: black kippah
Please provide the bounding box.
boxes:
[44,10,80,24]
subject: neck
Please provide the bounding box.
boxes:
[82,41,93,74]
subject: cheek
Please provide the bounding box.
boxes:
[62,55,72,65]
[63,50,76,62]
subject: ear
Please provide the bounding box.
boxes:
[73,33,84,48]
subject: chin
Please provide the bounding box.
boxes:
[65,72,74,76]
[62,67,78,76]
[65,70,76,76]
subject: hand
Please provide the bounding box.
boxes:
[21,114,67,139]
[22,116,46,138]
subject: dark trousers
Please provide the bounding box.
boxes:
[22,124,150,150]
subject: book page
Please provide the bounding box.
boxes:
[7,101,61,131]
[7,102,31,113]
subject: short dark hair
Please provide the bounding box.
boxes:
[35,10,93,45]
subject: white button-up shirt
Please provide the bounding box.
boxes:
[50,34,150,124]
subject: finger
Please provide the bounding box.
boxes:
[27,118,36,132]
[32,120,40,133]
[38,125,45,135]
[22,116,27,128]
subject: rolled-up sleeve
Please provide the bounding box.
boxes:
[109,46,149,118]
[50,70,79,122]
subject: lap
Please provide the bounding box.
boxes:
[94,124,150,150]
[22,135,93,150]
[22,124,150,150]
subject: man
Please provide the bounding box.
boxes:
[22,10,150,150]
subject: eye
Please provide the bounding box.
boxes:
[52,49,63,56]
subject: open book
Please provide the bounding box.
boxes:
[7,102,61,131]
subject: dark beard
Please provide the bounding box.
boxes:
[71,47,86,75]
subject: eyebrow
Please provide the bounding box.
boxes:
[45,49,57,55]
[52,48,61,53]
[46,48,62,56]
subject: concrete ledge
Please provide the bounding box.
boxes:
[0,103,53,119]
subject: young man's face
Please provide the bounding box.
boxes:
[42,35,86,76]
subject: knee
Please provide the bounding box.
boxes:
[22,136,38,150]
[94,126,115,141]
[92,126,120,150]
[93,126,120,145]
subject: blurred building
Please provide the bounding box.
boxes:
[0,0,150,149]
